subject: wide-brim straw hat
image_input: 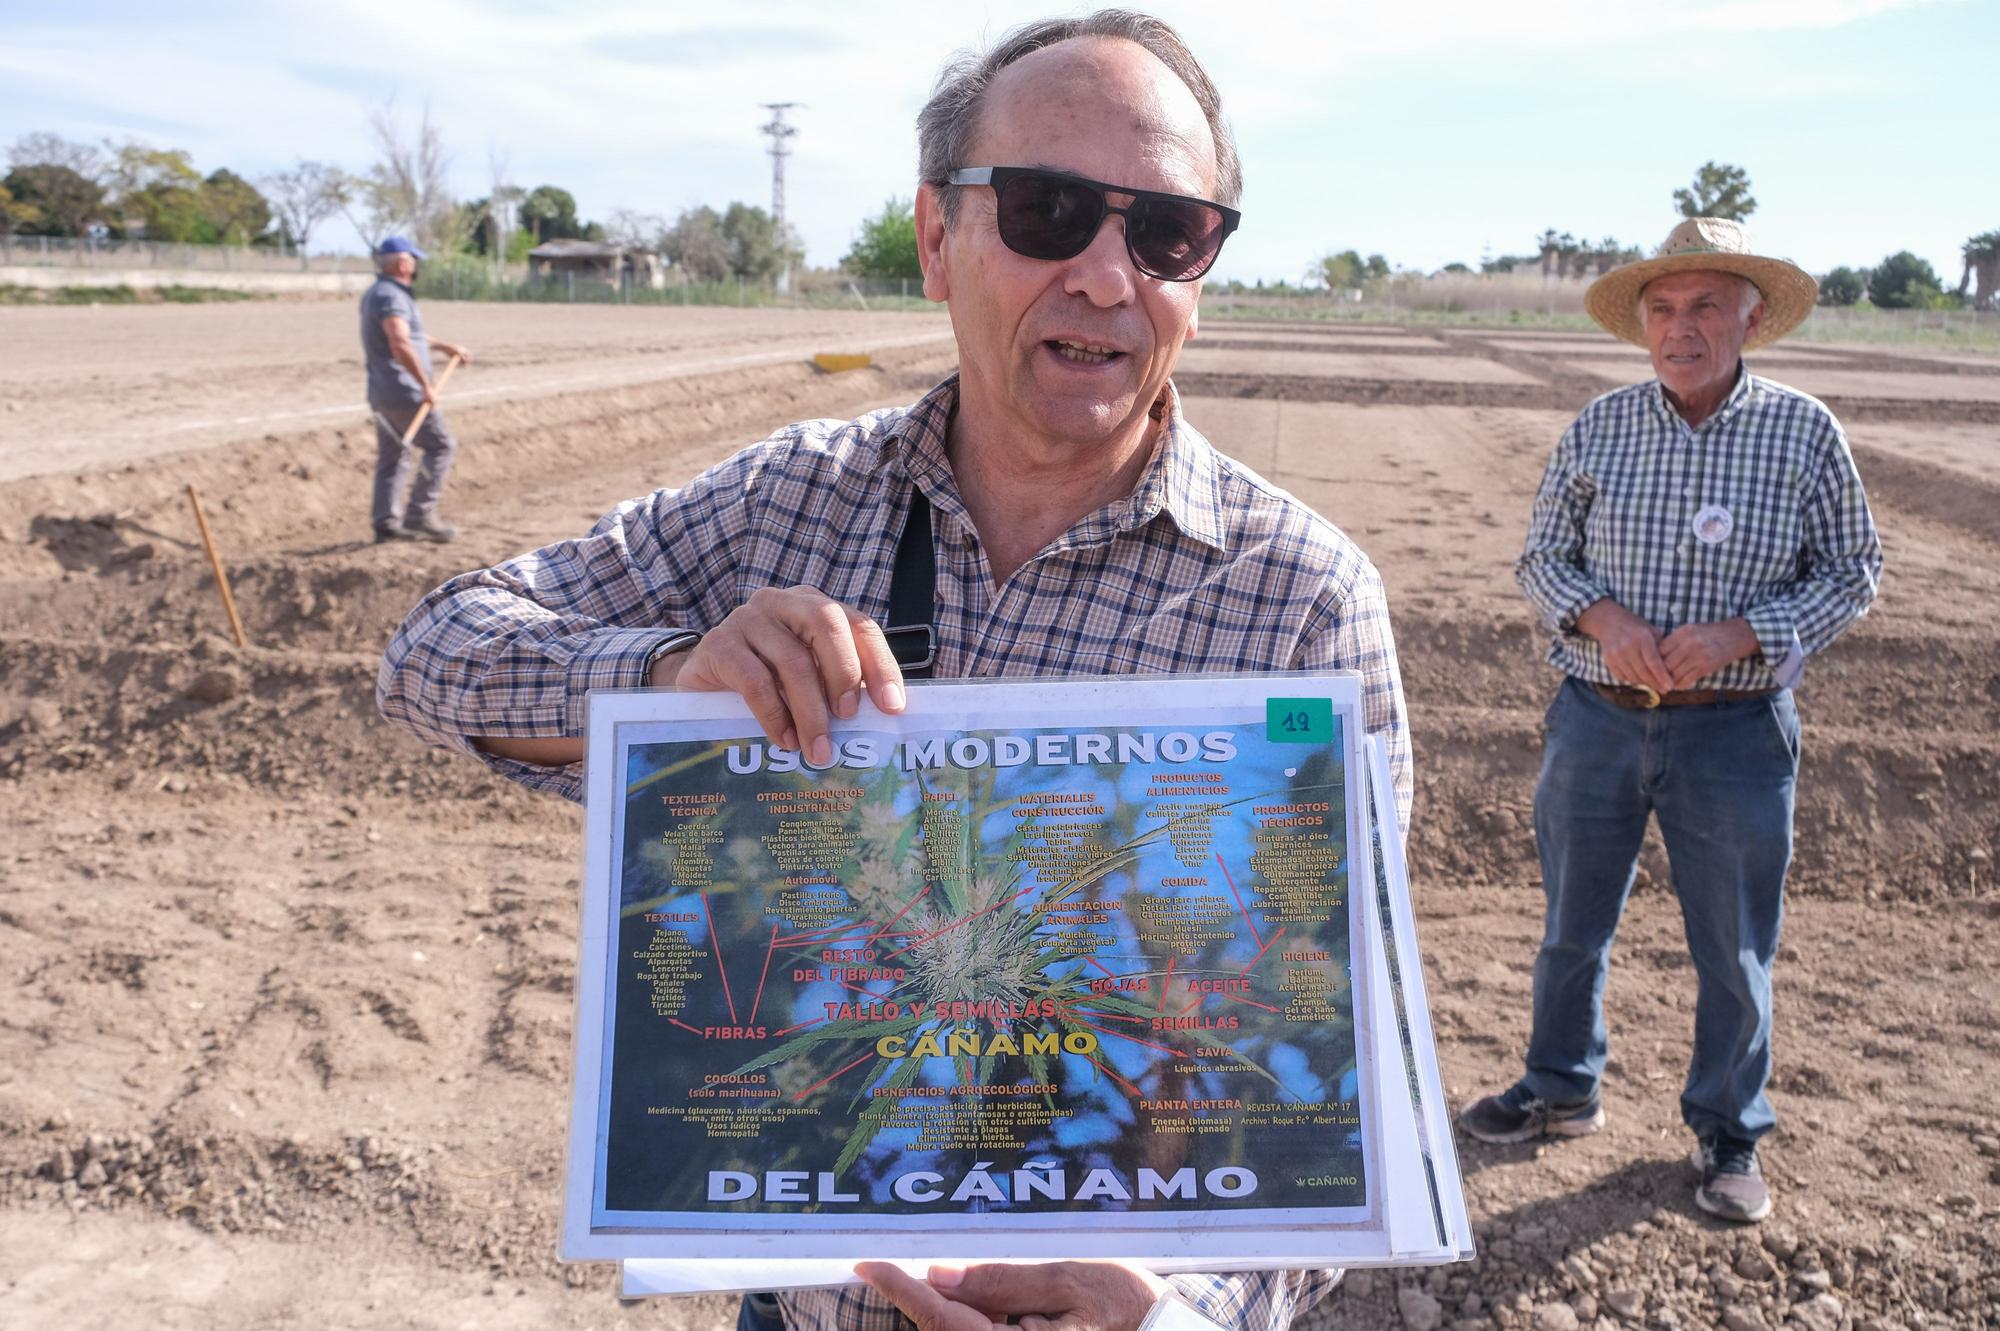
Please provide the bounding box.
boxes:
[1585,218,1818,352]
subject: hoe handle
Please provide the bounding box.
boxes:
[400,352,462,446]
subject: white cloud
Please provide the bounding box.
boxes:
[0,0,1980,278]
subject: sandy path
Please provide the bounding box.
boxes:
[0,302,953,483]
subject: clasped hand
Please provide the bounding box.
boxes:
[1575,600,1756,694]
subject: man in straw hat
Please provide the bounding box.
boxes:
[1457,218,1882,1224]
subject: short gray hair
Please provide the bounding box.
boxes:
[917,9,1241,227]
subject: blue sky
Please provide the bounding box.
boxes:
[2,0,1993,286]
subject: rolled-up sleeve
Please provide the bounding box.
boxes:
[1165,1268,1343,1330]
[376,449,760,797]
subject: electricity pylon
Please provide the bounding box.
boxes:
[760,102,802,294]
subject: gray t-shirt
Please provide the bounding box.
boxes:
[360,276,432,408]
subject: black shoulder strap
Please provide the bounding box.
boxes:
[884,487,936,679]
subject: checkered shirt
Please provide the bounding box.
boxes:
[377,374,1401,1327]
[378,373,1412,837]
[1517,364,1881,690]
[780,1269,1344,1331]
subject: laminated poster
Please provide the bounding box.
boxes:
[564,673,1468,1283]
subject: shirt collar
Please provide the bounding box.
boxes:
[1649,358,1753,432]
[887,375,1228,553]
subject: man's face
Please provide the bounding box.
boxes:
[918,37,1217,451]
[1640,270,1764,405]
[384,251,417,283]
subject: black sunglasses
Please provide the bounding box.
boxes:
[946,166,1240,283]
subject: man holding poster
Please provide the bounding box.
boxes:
[379,10,1410,1329]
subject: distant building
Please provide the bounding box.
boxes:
[526,239,666,291]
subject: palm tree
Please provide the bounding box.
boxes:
[1959,231,2000,311]
[1536,229,1561,281]
[1555,233,1582,281]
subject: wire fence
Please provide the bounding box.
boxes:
[6,236,1994,348]
[1200,274,2000,347]
[0,234,375,273]
[411,257,934,311]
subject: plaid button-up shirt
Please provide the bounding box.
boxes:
[782,1270,1342,1331]
[1517,364,1881,690]
[376,373,1405,1331]
[378,373,1411,833]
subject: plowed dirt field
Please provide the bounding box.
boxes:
[2,303,1994,1330]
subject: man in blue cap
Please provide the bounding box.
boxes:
[362,236,471,543]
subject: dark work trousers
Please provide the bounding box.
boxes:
[371,401,459,532]
[1523,676,1799,1145]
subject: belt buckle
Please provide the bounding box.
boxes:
[1635,684,1661,709]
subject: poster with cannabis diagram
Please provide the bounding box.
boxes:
[564,674,1387,1261]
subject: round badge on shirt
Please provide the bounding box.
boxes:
[1692,504,1734,546]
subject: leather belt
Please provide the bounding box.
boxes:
[1592,682,1776,710]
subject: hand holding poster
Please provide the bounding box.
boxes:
[564,673,1468,1286]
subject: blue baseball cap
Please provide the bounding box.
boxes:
[376,236,427,260]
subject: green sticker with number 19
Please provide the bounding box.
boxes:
[1267,696,1333,743]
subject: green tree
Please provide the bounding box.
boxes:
[0,164,102,236]
[1316,249,1364,289]
[1818,266,1866,307]
[200,169,272,245]
[1363,253,1391,281]
[0,179,43,239]
[457,196,496,254]
[518,184,582,242]
[663,205,731,281]
[1673,161,1757,221]
[720,201,800,281]
[1440,261,1471,274]
[1866,251,1944,309]
[842,196,920,279]
[105,143,212,241]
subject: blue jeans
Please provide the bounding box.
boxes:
[1524,677,1798,1143]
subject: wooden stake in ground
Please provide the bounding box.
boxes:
[185,483,248,649]
[400,351,463,446]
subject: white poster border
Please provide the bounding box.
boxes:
[565,672,1402,1269]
